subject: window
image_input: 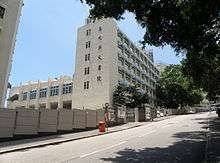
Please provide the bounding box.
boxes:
[98,36,102,40]
[30,90,37,100]
[98,65,102,71]
[86,29,91,36]
[39,88,47,98]
[98,55,102,60]
[97,76,102,81]
[85,54,90,61]
[84,81,90,89]
[98,26,102,31]
[62,83,72,94]
[84,67,90,75]
[0,6,5,19]
[50,86,59,96]
[86,41,90,49]
[22,92,27,101]
[98,45,102,50]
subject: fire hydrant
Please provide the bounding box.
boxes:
[99,121,106,132]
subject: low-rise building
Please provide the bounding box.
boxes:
[8,76,73,109]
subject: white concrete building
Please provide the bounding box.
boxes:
[0,0,23,107]
[72,18,159,110]
[8,76,73,109]
[8,18,159,111]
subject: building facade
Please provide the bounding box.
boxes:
[72,18,159,110]
[8,18,159,110]
[8,76,73,109]
[0,0,23,107]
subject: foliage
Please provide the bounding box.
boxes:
[113,83,149,108]
[81,0,220,99]
[156,64,204,109]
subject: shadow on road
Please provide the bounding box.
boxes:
[101,130,206,163]
[206,116,220,163]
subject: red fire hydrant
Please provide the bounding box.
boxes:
[99,121,106,132]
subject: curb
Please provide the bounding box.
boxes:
[0,124,142,155]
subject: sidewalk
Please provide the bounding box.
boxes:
[0,115,174,154]
[206,112,220,163]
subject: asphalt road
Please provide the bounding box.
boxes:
[0,112,212,163]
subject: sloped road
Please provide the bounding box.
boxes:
[0,112,211,163]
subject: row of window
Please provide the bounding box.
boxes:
[118,53,159,81]
[118,68,156,88]
[84,65,102,75]
[85,41,103,51]
[85,26,102,36]
[83,26,103,90]
[21,83,73,100]
[117,32,160,75]
[84,53,103,62]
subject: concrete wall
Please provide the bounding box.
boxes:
[72,18,118,110]
[0,109,16,138]
[73,109,86,129]
[14,109,39,135]
[38,109,58,133]
[86,109,97,128]
[0,108,104,138]
[57,109,73,131]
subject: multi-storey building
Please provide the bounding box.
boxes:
[8,18,159,111]
[8,76,73,109]
[0,0,23,107]
[72,18,159,110]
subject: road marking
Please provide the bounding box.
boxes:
[80,141,127,158]
[139,130,156,138]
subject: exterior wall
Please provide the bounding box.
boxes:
[0,108,105,138]
[0,0,23,107]
[0,109,16,138]
[7,76,73,109]
[72,18,159,110]
[72,18,119,110]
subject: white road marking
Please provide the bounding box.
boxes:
[138,130,156,138]
[79,141,127,158]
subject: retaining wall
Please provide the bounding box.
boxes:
[58,109,74,131]
[73,109,86,129]
[14,109,39,135]
[0,109,16,138]
[38,109,58,133]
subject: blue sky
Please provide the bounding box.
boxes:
[10,0,183,86]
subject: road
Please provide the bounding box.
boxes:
[0,112,212,163]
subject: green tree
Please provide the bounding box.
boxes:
[156,64,204,109]
[113,83,149,108]
[113,83,128,107]
[81,0,220,99]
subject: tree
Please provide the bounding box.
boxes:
[156,64,204,109]
[81,0,220,99]
[113,83,149,108]
[113,83,128,107]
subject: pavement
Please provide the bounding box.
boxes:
[0,115,173,155]
[0,113,210,163]
[205,111,220,163]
